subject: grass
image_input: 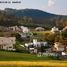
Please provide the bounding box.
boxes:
[32,31,53,35]
[0,51,67,67]
[0,51,59,61]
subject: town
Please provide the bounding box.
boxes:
[0,25,67,60]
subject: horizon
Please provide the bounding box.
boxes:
[0,8,67,16]
[0,0,67,15]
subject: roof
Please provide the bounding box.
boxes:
[35,27,44,30]
[25,42,49,47]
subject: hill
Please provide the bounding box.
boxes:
[0,8,67,29]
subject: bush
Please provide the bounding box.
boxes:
[15,41,29,53]
[33,33,37,36]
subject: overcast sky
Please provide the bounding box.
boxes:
[0,0,67,15]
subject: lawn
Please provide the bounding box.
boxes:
[0,51,59,61]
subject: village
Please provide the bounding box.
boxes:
[0,25,67,60]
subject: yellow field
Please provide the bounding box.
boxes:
[0,61,67,67]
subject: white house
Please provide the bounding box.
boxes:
[20,26,29,33]
[51,27,59,33]
[25,39,50,53]
[0,37,16,50]
[25,39,49,47]
[62,52,67,56]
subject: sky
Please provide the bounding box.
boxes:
[0,0,67,15]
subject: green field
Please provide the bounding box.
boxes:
[0,51,60,61]
[0,51,66,67]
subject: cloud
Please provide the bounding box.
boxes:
[48,0,56,7]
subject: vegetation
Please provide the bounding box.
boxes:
[62,29,67,38]
[32,31,56,44]
[0,8,67,63]
[0,8,67,29]
[0,51,60,61]
[0,61,67,67]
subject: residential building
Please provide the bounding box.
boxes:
[25,39,50,53]
[51,26,59,33]
[20,26,29,33]
[54,41,67,55]
[8,26,21,32]
[54,42,65,51]
[0,37,16,50]
[62,26,67,31]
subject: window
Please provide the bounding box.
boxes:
[9,46,12,48]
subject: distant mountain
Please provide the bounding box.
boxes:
[0,8,67,29]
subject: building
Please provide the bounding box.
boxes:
[0,37,16,50]
[62,52,67,56]
[20,26,29,33]
[51,27,59,33]
[25,39,49,47]
[0,26,9,32]
[35,27,44,31]
[62,26,67,31]
[25,39,50,53]
[54,42,65,51]
[8,26,21,32]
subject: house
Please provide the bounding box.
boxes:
[0,26,22,32]
[8,26,16,32]
[20,26,29,33]
[0,26,29,33]
[0,37,16,50]
[25,39,50,47]
[8,26,21,32]
[44,42,67,57]
[62,45,67,56]
[62,52,67,56]
[20,33,27,38]
[25,39,50,53]
[19,32,33,39]
[35,27,44,31]
[62,26,67,31]
[0,26,9,32]
[54,42,65,52]
[51,27,59,33]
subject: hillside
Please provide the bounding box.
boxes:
[0,8,67,29]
